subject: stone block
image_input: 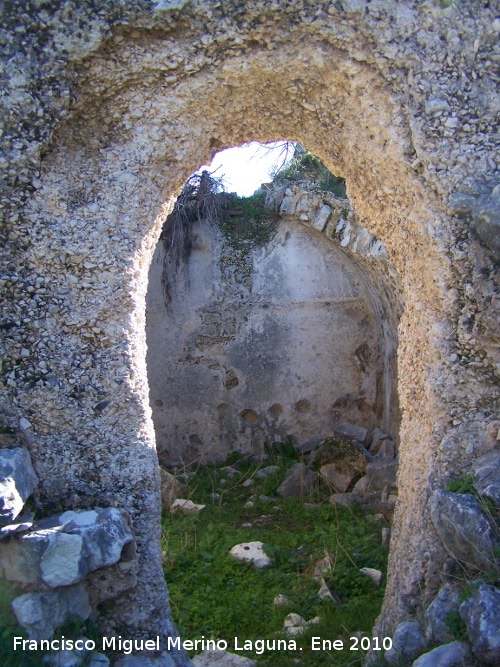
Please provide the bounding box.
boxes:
[277,463,318,498]
[386,621,425,662]
[335,423,368,443]
[429,490,499,570]
[160,468,187,509]
[229,541,271,568]
[170,499,205,514]
[472,449,500,508]
[328,492,362,507]
[192,650,256,666]
[311,204,332,231]
[425,583,461,644]
[0,447,39,526]
[365,460,398,492]
[412,641,471,667]
[12,583,91,640]
[473,191,500,261]
[320,463,355,492]
[0,507,133,587]
[460,584,500,665]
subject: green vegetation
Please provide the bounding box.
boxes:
[445,474,498,518]
[445,475,476,495]
[219,191,278,254]
[273,149,347,199]
[162,444,389,666]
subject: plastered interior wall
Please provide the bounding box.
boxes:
[147,215,384,467]
[1,0,499,655]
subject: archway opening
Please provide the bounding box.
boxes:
[145,141,403,660]
[146,141,401,469]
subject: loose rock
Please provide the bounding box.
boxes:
[12,583,91,640]
[170,499,205,514]
[229,541,271,568]
[429,490,499,570]
[277,463,318,499]
[460,583,500,664]
[472,450,500,508]
[0,447,39,526]
[425,584,461,644]
[386,621,426,663]
[412,641,471,667]
[192,649,256,666]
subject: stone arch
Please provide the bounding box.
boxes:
[2,2,498,661]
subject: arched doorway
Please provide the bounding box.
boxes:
[4,6,482,659]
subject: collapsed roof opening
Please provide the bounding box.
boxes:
[146,144,401,468]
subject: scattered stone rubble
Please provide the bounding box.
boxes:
[0,443,136,663]
[382,448,500,666]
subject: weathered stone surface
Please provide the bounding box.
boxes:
[86,554,137,606]
[115,655,175,667]
[229,541,271,568]
[365,460,398,493]
[42,648,89,667]
[317,577,341,604]
[352,476,369,497]
[311,204,332,231]
[412,641,471,667]
[0,447,39,526]
[429,490,499,570]
[309,435,370,473]
[425,98,452,114]
[329,492,362,507]
[192,650,255,667]
[386,621,426,663]
[425,584,461,644]
[87,655,110,667]
[473,190,500,261]
[170,499,205,514]
[0,509,33,540]
[374,440,395,461]
[0,508,133,587]
[160,469,187,509]
[368,428,390,453]
[277,463,318,498]
[472,450,500,508]
[460,584,500,665]
[283,612,319,636]
[255,466,280,478]
[273,594,293,606]
[359,567,384,587]
[320,463,355,492]
[12,584,91,641]
[335,423,368,443]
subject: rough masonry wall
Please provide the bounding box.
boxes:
[147,209,384,467]
[0,0,499,654]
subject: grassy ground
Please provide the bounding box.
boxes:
[162,443,390,666]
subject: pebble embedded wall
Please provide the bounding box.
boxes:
[0,0,498,653]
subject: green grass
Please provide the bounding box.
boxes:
[162,445,389,666]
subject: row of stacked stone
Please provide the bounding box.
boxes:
[0,440,135,665]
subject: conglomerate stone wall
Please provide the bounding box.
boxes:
[0,0,499,657]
